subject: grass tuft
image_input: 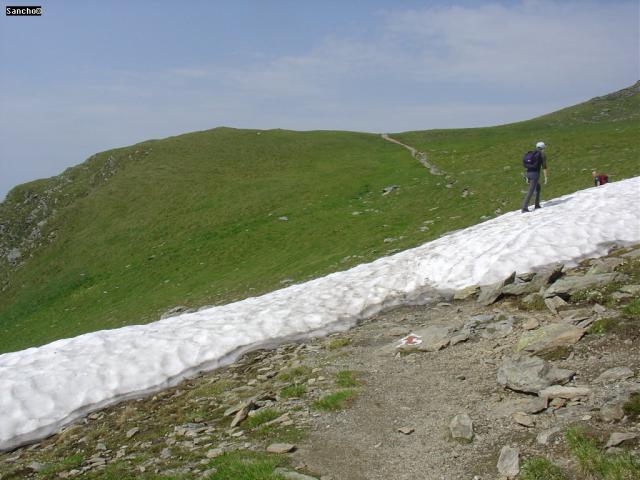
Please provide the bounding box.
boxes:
[313,390,357,411]
[622,298,640,319]
[244,408,281,429]
[519,294,546,311]
[623,393,640,420]
[565,426,640,479]
[276,365,312,383]
[280,383,307,399]
[335,370,360,388]
[327,338,352,350]
[520,457,567,480]
[206,451,287,480]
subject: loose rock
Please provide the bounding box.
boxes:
[606,432,638,448]
[497,446,519,479]
[267,443,296,454]
[478,272,516,306]
[596,367,634,383]
[497,354,574,394]
[449,414,474,442]
[515,323,585,355]
[539,385,591,400]
[512,412,535,427]
[544,273,628,298]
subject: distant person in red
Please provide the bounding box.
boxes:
[592,171,609,186]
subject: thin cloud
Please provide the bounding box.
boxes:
[1,1,637,198]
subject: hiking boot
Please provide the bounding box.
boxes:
[521,208,530,213]
[534,204,542,209]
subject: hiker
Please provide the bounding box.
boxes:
[521,141,548,213]
[592,171,609,186]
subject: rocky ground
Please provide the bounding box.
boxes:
[1,245,639,480]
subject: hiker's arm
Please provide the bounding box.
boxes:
[542,153,548,184]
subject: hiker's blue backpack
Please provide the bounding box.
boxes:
[522,150,540,170]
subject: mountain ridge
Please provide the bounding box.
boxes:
[0,82,638,353]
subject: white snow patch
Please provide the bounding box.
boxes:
[1,178,639,451]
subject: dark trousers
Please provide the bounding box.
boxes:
[522,171,541,211]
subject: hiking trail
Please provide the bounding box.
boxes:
[381,134,443,176]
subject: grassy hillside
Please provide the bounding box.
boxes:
[393,81,640,215]
[1,83,639,353]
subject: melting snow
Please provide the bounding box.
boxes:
[1,178,639,451]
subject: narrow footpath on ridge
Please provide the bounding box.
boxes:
[381,133,444,176]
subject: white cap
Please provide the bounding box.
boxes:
[536,141,546,149]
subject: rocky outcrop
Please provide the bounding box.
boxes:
[497,354,575,394]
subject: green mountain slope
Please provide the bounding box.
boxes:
[1,83,639,354]
[392,81,640,215]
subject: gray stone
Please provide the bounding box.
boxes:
[497,354,574,394]
[453,285,479,300]
[398,324,456,353]
[465,314,495,329]
[497,446,519,479]
[501,281,535,296]
[161,306,192,319]
[478,272,516,306]
[199,469,218,478]
[518,272,536,282]
[512,412,535,427]
[224,398,256,417]
[544,273,628,298]
[600,399,626,422]
[450,330,470,345]
[544,296,568,315]
[587,257,624,274]
[206,448,224,458]
[387,326,410,337]
[502,264,564,296]
[479,318,513,339]
[230,401,256,427]
[606,432,638,448]
[537,427,562,446]
[521,292,545,309]
[382,185,399,196]
[490,397,547,419]
[558,309,592,327]
[449,414,474,442]
[611,292,632,300]
[398,426,415,435]
[27,462,46,472]
[126,427,139,439]
[267,443,296,454]
[515,323,584,354]
[596,367,634,383]
[524,399,547,414]
[539,385,591,400]
[7,248,21,263]
[620,284,640,295]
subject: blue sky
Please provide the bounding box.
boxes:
[1,0,638,199]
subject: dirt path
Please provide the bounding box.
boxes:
[295,287,640,480]
[295,301,531,480]
[381,134,443,176]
